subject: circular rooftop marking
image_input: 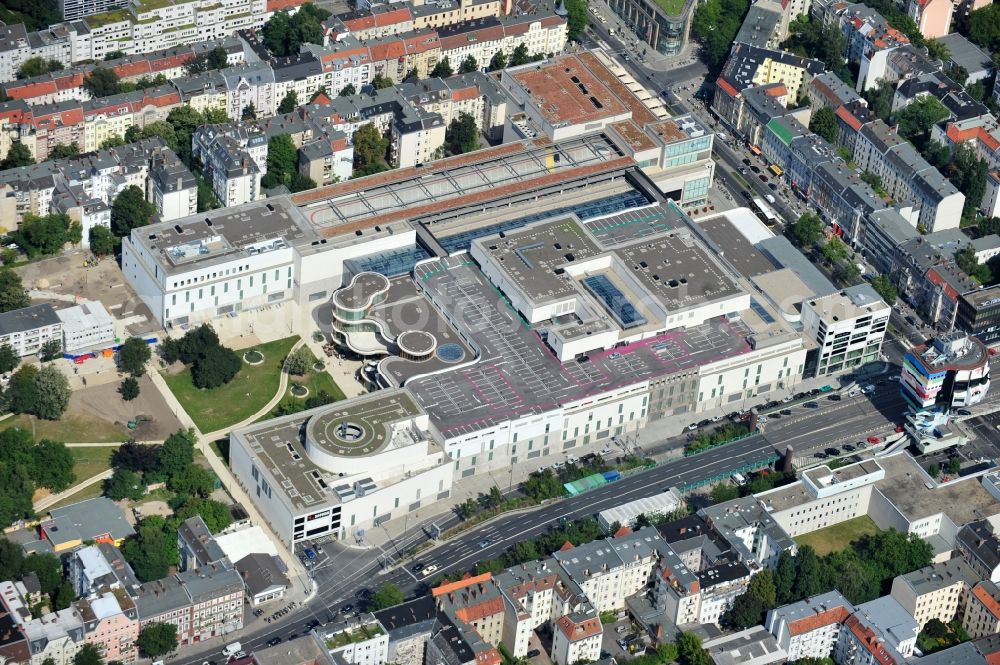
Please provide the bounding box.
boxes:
[398,330,437,357]
[334,421,366,443]
[436,343,465,363]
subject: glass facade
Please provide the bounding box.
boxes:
[607,0,692,55]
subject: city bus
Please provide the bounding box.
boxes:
[751,197,779,228]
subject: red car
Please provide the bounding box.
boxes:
[867,436,881,444]
[895,425,904,433]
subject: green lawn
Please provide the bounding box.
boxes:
[46,481,105,511]
[651,0,686,16]
[267,348,347,418]
[161,336,298,433]
[794,515,881,556]
[69,446,118,480]
[4,414,127,443]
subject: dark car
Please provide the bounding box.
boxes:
[824,447,840,456]
[412,562,424,573]
[741,190,753,201]
[794,392,807,399]
[828,394,841,401]
[751,165,761,173]
[758,174,768,182]
[956,409,972,416]
[340,603,354,614]
[289,633,299,640]
[781,408,792,415]
[307,620,320,630]
[527,650,541,658]
[766,400,781,409]
[743,158,752,166]
[768,182,777,191]
[266,638,283,647]
[843,444,856,452]
[816,452,828,459]
[804,401,819,409]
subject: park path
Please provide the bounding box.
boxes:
[34,469,113,513]
[146,339,309,577]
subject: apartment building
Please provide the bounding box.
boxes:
[835,596,918,664]
[904,0,953,39]
[801,284,890,376]
[890,558,979,630]
[956,520,1000,583]
[0,304,62,357]
[434,575,505,647]
[298,134,354,186]
[964,581,1000,639]
[56,300,116,353]
[550,613,601,665]
[900,332,991,410]
[324,616,389,665]
[852,120,964,233]
[0,24,30,84]
[495,561,573,658]
[765,592,855,661]
[73,590,139,664]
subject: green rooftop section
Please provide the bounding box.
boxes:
[325,624,385,650]
[134,0,196,13]
[767,117,793,146]
[85,9,134,27]
[650,0,686,17]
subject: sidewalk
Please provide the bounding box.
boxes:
[34,469,113,513]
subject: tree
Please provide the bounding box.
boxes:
[0,538,24,582]
[110,185,155,238]
[967,3,1000,52]
[459,55,479,74]
[241,103,257,121]
[339,83,357,97]
[262,4,330,56]
[45,142,81,162]
[137,622,178,658]
[196,175,218,213]
[125,120,177,153]
[918,35,948,60]
[289,172,317,193]
[820,236,848,264]
[928,462,940,478]
[791,212,824,247]
[372,74,394,89]
[117,337,151,377]
[158,429,195,479]
[172,496,231,532]
[956,245,992,284]
[30,440,74,492]
[923,618,948,639]
[870,274,897,305]
[431,57,453,78]
[677,631,709,665]
[722,590,766,629]
[371,582,404,610]
[29,365,71,420]
[278,90,298,114]
[489,50,508,71]
[0,141,34,170]
[353,123,390,176]
[793,545,824,599]
[0,461,34,527]
[709,483,740,503]
[191,344,242,389]
[946,144,989,223]
[0,344,17,374]
[21,552,61,595]
[265,134,298,188]
[510,43,532,67]
[112,440,162,474]
[945,63,969,86]
[17,57,62,79]
[121,516,179,582]
[39,338,61,362]
[119,376,140,401]
[444,112,480,155]
[73,644,103,665]
[896,95,949,143]
[809,106,839,144]
[948,457,961,475]
[693,0,751,70]
[14,212,81,256]
[168,464,214,497]
[564,0,588,41]
[87,225,116,256]
[285,347,311,376]
[862,79,895,122]
[83,67,121,98]
[104,467,145,501]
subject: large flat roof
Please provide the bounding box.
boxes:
[403,256,753,437]
[875,453,1000,525]
[234,391,429,511]
[508,58,630,127]
[697,217,776,278]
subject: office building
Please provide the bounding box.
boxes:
[900,332,991,409]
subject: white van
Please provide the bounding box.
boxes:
[764,193,776,204]
[731,472,747,486]
[223,642,243,658]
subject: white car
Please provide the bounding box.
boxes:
[421,564,440,578]
[757,416,768,424]
[848,389,861,398]
[861,385,875,394]
[711,415,723,422]
[782,395,793,403]
[600,447,613,455]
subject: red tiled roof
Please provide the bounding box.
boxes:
[6,81,58,100]
[559,540,574,552]
[836,104,863,131]
[311,91,332,105]
[268,0,307,11]
[845,616,899,665]
[112,60,152,80]
[477,647,502,665]
[432,573,492,597]
[344,14,377,32]
[788,605,852,636]
[613,526,633,538]
[32,106,84,128]
[764,84,786,97]
[926,267,960,301]
[716,77,740,98]
[454,597,505,623]
[375,6,412,26]
[973,583,1000,620]
[947,121,1000,152]
[555,615,602,641]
